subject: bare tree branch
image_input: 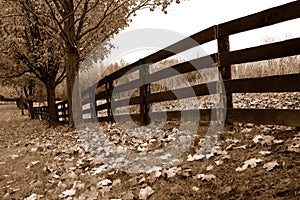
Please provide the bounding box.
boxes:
[43,0,71,46]
[55,67,66,85]
[77,0,119,40]
[0,70,32,79]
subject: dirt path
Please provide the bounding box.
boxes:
[0,105,300,199]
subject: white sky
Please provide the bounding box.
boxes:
[120,0,300,62]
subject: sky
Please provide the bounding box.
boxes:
[119,0,300,62]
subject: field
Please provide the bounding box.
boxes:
[0,92,300,200]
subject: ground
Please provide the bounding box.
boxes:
[0,104,299,200]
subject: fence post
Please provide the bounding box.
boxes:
[217,34,233,126]
[61,103,65,123]
[139,64,150,125]
[64,103,67,122]
[89,90,97,120]
[56,104,60,122]
[105,77,113,122]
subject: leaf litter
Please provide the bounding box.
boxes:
[1,103,300,199]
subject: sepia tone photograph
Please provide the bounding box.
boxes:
[0,0,299,199]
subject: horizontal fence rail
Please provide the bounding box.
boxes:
[33,106,49,121]
[80,1,300,127]
[33,100,68,124]
[56,100,69,123]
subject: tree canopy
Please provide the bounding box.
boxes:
[0,0,184,127]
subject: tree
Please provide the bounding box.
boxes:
[0,1,66,126]
[12,0,184,127]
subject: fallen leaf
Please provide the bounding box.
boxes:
[206,152,214,159]
[259,151,272,155]
[206,165,214,171]
[10,154,19,159]
[99,186,111,195]
[164,167,181,178]
[263,161,279,171]
[139,186,154,199]
[26,161,40,169]
[187,154,195,162]
[24,193,37,200]
[197,173,216,181]
[3,193,10,199]
[122,190,134,200]
[288,143,300,152]
[138,177,146,184]
[273,139,284,144]
[93,165,107,175]
[146,166,162,178]
[226,144,233,150]
[215,160,223,166]
[233,145,247,150]
[97,179,112,187]
[112,179,121,186]
[78,186,98,200]
[180,169,193,178]
[236,158,263,172]
[61,188,76,197]
[253,135,274,145]
[187,154,205,162]
[31,147,38,152]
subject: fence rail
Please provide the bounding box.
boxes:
[33,100,68,124]
[32,2,300,127]
[80,1,300,127]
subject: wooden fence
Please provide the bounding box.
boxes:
[33,100,68,124]
[80,1,300,127]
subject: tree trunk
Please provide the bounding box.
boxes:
[28,100,34,119]
[65,47,82,128]
[46,81,58,127]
